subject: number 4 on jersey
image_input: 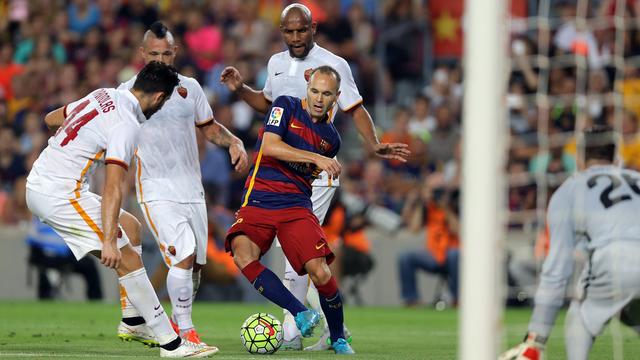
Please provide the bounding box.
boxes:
[56,99,99,147]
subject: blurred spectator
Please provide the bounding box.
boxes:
[67,0,101,36]
[408,95,435,143]
[184,10,222,74]
[228,0,271,58]
[0,126,26,191]
[398,173,460,306]
[381,106,426,175]
[0,41,24,100]
[316,0,356,61]
[427,105,459,169]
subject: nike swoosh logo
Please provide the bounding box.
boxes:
[154,304,161,310]
[178,296,190,302]
[275,72,283,76]
[315,243,326,250]
[290,122,303,129]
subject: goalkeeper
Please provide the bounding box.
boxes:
[501,126,640,360]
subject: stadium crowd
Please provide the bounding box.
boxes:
[1,0,636,305]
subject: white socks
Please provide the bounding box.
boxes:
[118,268,176,345]
[282,258,309,341]
[119,245,142,319]
[167,266,194,332]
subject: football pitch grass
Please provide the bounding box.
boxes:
[0,302,638,359]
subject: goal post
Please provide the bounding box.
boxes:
[460,1,508,359]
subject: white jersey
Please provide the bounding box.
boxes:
[263,43,363,187]
[27,88,143,199]
[530,164,640,337]
[119,74,213,204]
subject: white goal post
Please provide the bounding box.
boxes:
[460,1,508,359]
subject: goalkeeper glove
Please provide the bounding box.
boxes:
[498,332,546,360]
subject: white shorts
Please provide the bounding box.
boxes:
[140,201,208,267]
[276,185,337,249]
[25,189,130,260]
[575,241,640,336]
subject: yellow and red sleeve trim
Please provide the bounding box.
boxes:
[62,104,68,118]
[195,117,214,128]
[105,158,129,171]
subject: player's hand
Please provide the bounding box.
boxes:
[372,142,411,162]
[220,66,244,92]
[315,155,341,179]
[499,333,545,360]
[229,141,249,173]
[101,242,122,269]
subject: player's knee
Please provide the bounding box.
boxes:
[307,261,332,286]
[120,212,142,246]
[117,246,144,276]
[174,253,195,270]
[233,253,257,270]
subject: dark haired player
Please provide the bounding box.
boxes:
[26,62,218,357]
[501,126,640,360]
[226,66,355,355]
[221,3,410,350]
[116,22,248,347]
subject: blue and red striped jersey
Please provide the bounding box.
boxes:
[241,95,341,210]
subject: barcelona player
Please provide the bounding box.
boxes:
[225,65,354,355]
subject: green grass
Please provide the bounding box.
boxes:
[0,302,637,359]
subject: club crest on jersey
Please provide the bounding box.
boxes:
[304,68,313,82]
[177,86,187,98]
[268,107,284,126]
[319,139,331,152]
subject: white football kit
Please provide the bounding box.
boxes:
[119,74,213,267]
[530,164,640,358]
[26,88,143,259]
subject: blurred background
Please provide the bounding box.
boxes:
[0,0,634,308]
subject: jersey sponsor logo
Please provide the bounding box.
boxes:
[177,86,188,98]
[290,121,303,129]
[168,246,176,255]
[268,107,284,126]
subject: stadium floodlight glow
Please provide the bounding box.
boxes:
[460,1,507,360]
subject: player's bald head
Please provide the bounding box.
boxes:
[280,3,312,25]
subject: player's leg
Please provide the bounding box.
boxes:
[282,256,307,349]
[278,207,354,354]
[167,254,198,341]
[304,257,354,355]
[114,244,218,357]
[117,211,146,332]
[564,301,595,360]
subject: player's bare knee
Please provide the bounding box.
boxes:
[174,253,195,270]
[117,245,144,276]
[231,234,260,269]
[306,259,332,285]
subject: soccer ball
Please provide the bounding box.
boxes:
[240,313,283,354]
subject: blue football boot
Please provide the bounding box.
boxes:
[294,309,320,337]
[332,338,355,355]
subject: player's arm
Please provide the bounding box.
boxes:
[500,182,576,360]
[44,106,66,132]
[262,132,341,179]
[100,162,127,269]
[220,66,271,113]
[349,104,411,162]
[198,119,248,172]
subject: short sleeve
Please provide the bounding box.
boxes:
[334,58,363,112]
[105,121,139,171]
[263,96,292,138]
[190,80,214,126]
[262,57,275,101]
